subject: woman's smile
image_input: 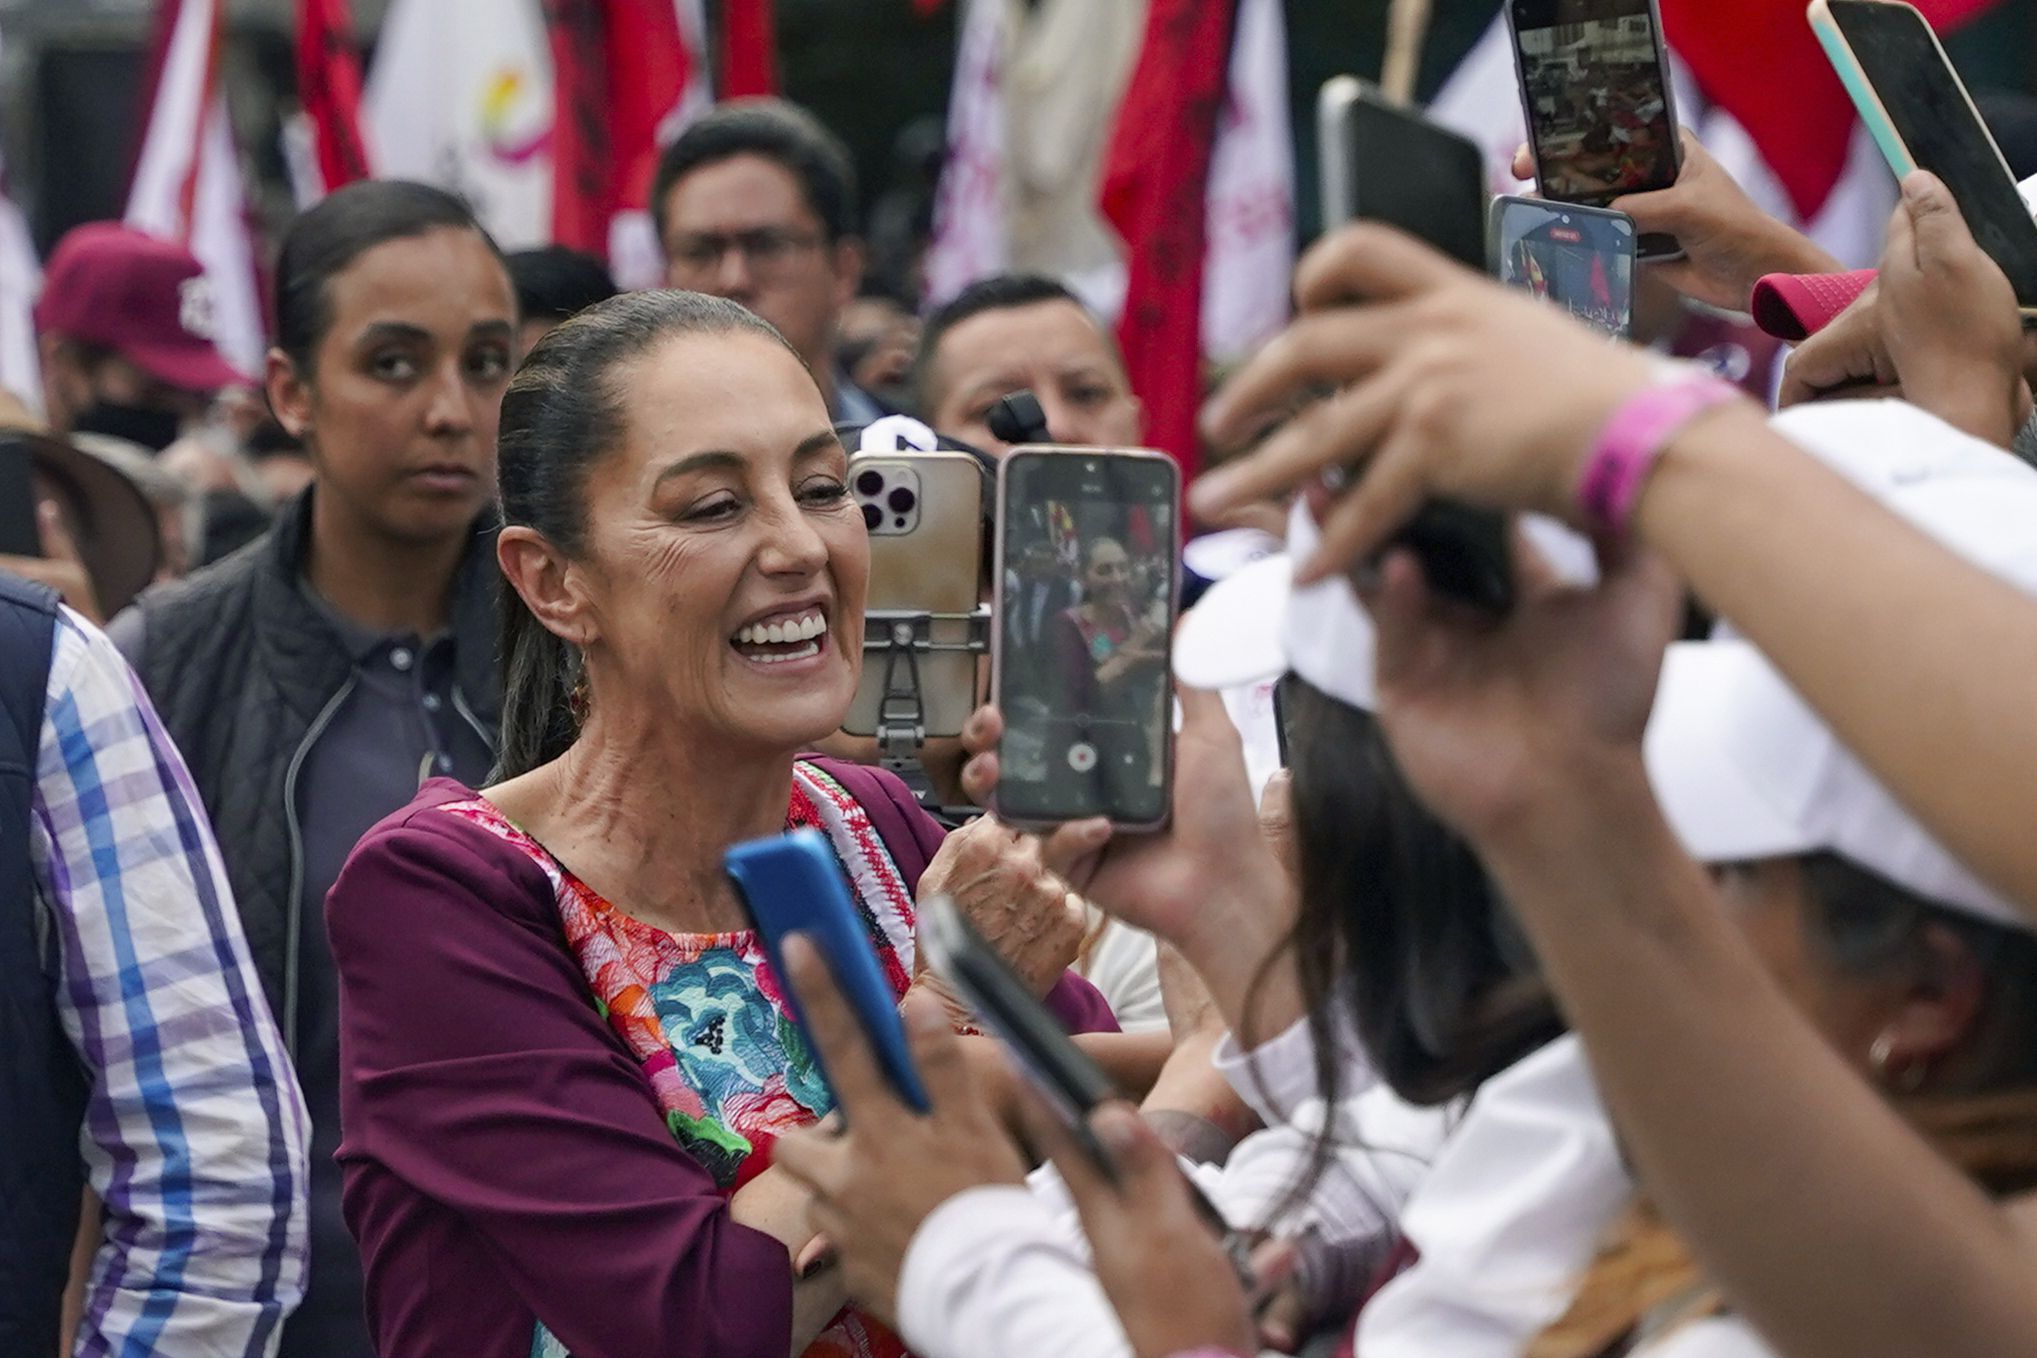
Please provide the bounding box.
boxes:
[730,603,834,670]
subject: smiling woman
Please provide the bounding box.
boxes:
[321,289,1120,1358]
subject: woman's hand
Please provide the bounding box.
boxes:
[1195,223,1665,584]
[1509,134,1839,311]
[773,938,1028,1324]
[1778,280,1898,407]
[1022,1096,1257,1358]
[1875,172,2033,448]
[1365,529,1682,853]
[918,815,1086,999]
[962,693,1285,961]
[960,692,1299,1044]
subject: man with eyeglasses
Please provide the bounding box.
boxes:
[652,98,889,423]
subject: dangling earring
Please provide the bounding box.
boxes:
[1869,1032,1929,1094]
[568,670,591,726]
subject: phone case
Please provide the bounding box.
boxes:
[990,446,1180,834]
[1809,0,1919,178]
[1809,0,2037,314]
[724,829,931,1112]
[1502,0,1685,260]
[919,895,1119,1123]
[842,452,987,739]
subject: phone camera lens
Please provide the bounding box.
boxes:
[860,504,881,531]
[887,487,917,513]
[856,470,885,497]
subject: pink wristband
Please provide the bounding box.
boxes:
[1578,377,1741,536]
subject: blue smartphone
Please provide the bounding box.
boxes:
[725,829,931,1113]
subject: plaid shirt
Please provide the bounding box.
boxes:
[27,608,308,1355]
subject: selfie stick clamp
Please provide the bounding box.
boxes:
[867,606,992,811]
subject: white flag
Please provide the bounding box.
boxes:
[125,0,266,377]
[924,0,1013,308]
[363,0,555,250]
[1200,0,1295,363]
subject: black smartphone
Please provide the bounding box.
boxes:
[1505,0,1683,259]
[1812,0,2037,313]
[992,447,1178,831]
[1315,79,1516,615]
[1491,195,1638,336]
[0,438,41,558]
[919,894,1120,1165]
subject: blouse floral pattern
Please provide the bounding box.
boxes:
[439,762,918,1358]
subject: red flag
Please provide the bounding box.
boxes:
[1099,0,1238,476]
[1661,0,2003,221]
[545,0,699,257]
[722,0,778,98]
[295,0,372,193]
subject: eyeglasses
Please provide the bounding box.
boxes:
[666,227,826,281]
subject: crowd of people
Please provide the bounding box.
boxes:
[8,71,2037,1358]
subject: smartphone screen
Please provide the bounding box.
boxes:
[1493,197,1636,336]
[1511,0,1679,206]
[1822,0,2037,308]
[0,439,42,558]
[995,450,1178,828]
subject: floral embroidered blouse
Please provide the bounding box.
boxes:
[440,761,915,1358]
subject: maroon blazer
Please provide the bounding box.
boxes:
[326,762,1116,1358]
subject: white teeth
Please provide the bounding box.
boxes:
[749,640,820,665]
[734,610,826,647]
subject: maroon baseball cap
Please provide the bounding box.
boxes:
[1749,268,1878,343]
[32,222,249,394]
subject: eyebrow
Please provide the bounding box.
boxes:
[354,319,514,346]
[651,430,844,488]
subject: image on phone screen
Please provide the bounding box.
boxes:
[997,452,1178,827]
[1513,0,1678,204]
[1493,199,1636,336]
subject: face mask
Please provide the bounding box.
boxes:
[72,401,185,453]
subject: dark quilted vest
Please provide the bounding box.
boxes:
[0,575,86,1353]
[131,492,502,1027]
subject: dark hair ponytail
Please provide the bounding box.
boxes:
[492,289,800,779]
[274,179,505,374]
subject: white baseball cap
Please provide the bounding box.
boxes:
[1647,638,2028,931]
[1171,500,1380,710]
[1648,398,2037,932]
[1173,500,1595,711]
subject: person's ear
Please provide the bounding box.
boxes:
[830,237,866,312]
[497,525,601,650]
[1869,920,1987,1089]
[265,348,314,441]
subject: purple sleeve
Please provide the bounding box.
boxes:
[327,811,793,1358]
[814,759,1121,1036]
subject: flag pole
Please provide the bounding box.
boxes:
[1379,0,1434,104]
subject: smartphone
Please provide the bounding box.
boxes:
[1317,76,1488,271]
[1505,0,1682,259]
[992,447,1178,831]
[841,451,988,740]
[1315,79,1516,615]
[919,894,1119,1161]
[1491,195,1637,336]
[724,829,931,1113]
[0,438,41,558]
[1811,0,2037,313]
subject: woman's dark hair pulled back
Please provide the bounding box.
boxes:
[493,290,798,780]
[1276,675,1561,1110]
[273,179,505,373]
